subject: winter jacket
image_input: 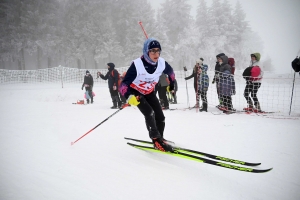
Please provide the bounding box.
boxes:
[99,67,120,89]
[185,65,198,90]
[243,53,263,83]
[213,53,225,83]
[82,74,94,90]
[198,64,209,92]
[218,56,235,96]
[158,73,169,87]
[292,57,300,72]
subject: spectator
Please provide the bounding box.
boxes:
[198,58,209,112]
[81,70,94,104]
[218,55,236,112]
[185,60,201,108]
[242,53,264,112]
[156,73,170,109]
[97,63,122,109]
[212,53,226,108]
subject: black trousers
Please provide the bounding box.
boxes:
[137,91,165,139]
[244,82,261,105]
[109,88,121,107]
[197,90,207,104]
[155,85,169,107]
[221,95,233,109]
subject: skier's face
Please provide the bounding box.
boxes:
[148,48,160,62]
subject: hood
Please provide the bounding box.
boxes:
[220,55,229,64]
[216,53,225,58]
[251,53,261,61]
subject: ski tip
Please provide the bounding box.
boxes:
[248,162,261,166]
[71,142,74,146]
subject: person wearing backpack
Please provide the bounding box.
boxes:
[212,53,226,108]
[98,63,122,109]
[218,55,236,112]
[242,53,264,112]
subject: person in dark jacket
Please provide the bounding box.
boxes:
[81,70,94,104]
[119,38,175,152]
[185,60,201,107]
[98,63,122,109]
[155,73,170,109]
[212,53,226,108]
[218,55,236,112]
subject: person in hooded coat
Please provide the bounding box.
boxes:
[81,70,94,104]
[98,63,122,109]
[218,55,236,112]
[212,53,226,108]
[119,38,175,152]
[242,53,264,111]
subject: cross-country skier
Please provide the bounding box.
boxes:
[119,38,175,152]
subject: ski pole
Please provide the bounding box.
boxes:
[183,66,190,108]
[71,104,129,145]
[139,21,148,39]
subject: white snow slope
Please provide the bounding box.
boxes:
[0,82,299,200]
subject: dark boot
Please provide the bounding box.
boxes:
[111,95,117,108]
[200,103,207,112]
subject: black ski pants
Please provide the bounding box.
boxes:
[244,82,261,105]
[137,91,165,139]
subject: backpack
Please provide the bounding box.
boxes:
[228,58,235,75]
[250,66,262,81]
[292,57,300,72]
[111,69,121,87]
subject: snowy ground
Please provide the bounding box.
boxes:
[0,81,299,200]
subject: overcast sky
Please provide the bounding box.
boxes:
[149,0,300,74]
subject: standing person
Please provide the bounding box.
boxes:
[119,38,175,152]
[212,53,226,108]
[156,73,170,109]
[81,70,94,104]
[167,78,178,104]
[119,72,127,105]
[198,58,209,112]
[184,60,201,108]
[218,55,236,111]
[98,63,122,109]
[242,53,264,112]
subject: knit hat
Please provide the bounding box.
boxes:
[86,70,90,74]
[149,40,161,50]
[200,58,204,61]
[143,38,161,65]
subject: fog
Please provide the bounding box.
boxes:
[150,0,300,74]
[1,0,299,73]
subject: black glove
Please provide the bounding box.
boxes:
[169,83,174,91]
[184,77,188,80]
[81,86,83,90]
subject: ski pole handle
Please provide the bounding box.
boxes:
[139,21,148,39]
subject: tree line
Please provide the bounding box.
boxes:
[0,0,272,71]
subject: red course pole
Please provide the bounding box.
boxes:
[139,21,148,39]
